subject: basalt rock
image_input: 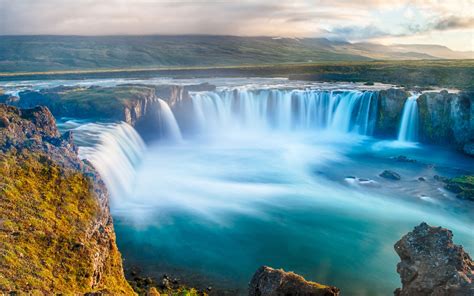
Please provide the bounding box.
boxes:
[418,91,473,148]
[394,222,474,296]
[249,266,340,296]
[375,88,409,138]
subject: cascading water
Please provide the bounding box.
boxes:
[75,122,146,206]
[187,89,378,136]
[56,83,474,296]
[398,94,420,142]
[157,99,183,142]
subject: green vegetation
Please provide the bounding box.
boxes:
[0,35,372,73]
[16,85,156,120]
[128,275,207,296]
[0,151,133,294]
[2,60,473,91]
[445,175,474,201]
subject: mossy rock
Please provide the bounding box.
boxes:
[0,152,134,294]
[445,175,474,201]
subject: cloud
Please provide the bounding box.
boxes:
[432,16,474,31]
[0,0,472,51]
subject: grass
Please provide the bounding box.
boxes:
[0,151,134,294]
[1,60,473,90]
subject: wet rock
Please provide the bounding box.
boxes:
[375,88,409,138]
[160,277,171,290]
[379,170,401,180]
[249,266,340,296]
[393,155,417,163]
[418,91,473,147]
[434,175,449,182]
[444,175,474,201]
[394,222,474,296]
[464,142,474,157]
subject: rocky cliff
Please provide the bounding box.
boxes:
[394,222,473,296]
[375,88,409,138]
[0,104,134,294]
[418,91,473,152]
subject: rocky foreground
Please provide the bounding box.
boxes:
[0,104,133,293]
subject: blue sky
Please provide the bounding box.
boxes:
[0,0,472,51]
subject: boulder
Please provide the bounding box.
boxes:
[379,170,401,180]
[249,266,340,296]
[394,222,474,296]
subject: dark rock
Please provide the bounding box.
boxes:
[418,91,473,147]
[249,266,340,296]
[418,177,426,182]
[160,276,171,289]
[394,222,474,296]
[464,142,474,157]
[393,155,417,163]
[375,89,409,138]
[434,175,449,182]
[379,170,401,180]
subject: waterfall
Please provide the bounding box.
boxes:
[398,94,420,142]
[186,89,378,136]
[76,122,146,205]
[157,99,183,142]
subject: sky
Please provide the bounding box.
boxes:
[0,0,473,51]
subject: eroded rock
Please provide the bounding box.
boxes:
[249,266,340,296]
[394,222,474,296]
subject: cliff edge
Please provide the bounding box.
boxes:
[0,104,134,294]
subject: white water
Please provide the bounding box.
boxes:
[69,86,474,295]
[157,99,183,142]
[76,122,146,206]
[398,94,420,142]
[187,89,378,136]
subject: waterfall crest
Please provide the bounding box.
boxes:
[398,94,420,142]
[76,122,146,204]
[187,89,378,135]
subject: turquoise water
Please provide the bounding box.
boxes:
[112,131,474,295]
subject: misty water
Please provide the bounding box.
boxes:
[41,79,474,295]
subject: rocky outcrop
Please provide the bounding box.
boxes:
[375,88,409,138]
[379,170,401,180]
[0,104,133,294]
[394,222,473,296]
[249,266,340,296]
[418,91,473,147]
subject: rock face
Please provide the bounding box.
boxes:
[249,266,340,296]
[418,91,473,147]
[0,104,133,294]
[394,222,474,296]
[375,88,409,138]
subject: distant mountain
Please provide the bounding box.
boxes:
[0,35,471,72]
[391,44,473,59]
